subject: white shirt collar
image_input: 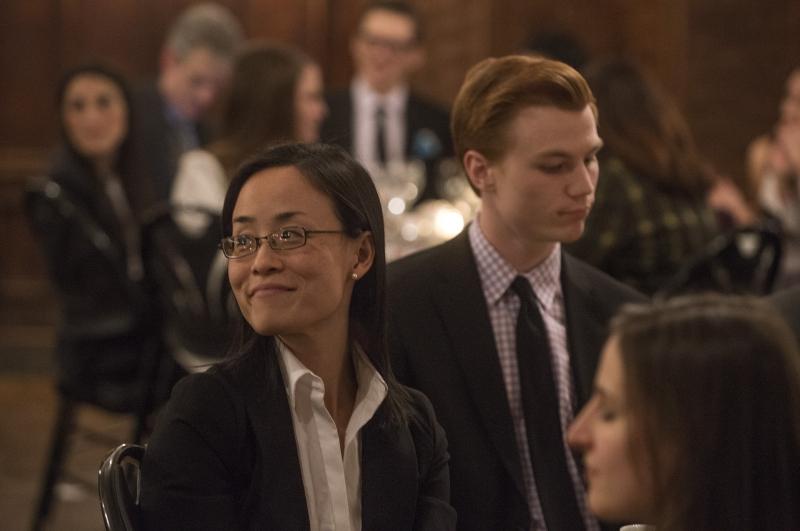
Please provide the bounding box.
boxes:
[276,338,388,427]
[352,77,408,114]
[468,218,562,310]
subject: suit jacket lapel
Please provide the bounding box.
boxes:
[431,232,527,499]
[237,349,310,531]
[561,254,608,408]
[361,405,418,531]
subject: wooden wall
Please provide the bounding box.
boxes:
[2,0,799,337]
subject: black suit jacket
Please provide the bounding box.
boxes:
[129,82,207,214]
[141,346,456,531]
[387,230,645,531]
[320,88,453,203]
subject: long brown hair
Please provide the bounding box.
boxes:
[612,294,800,531]
[210,42,312,177]
[585,58,710,198]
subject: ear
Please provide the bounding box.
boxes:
[351,231,375,280]
[463,149,495,195]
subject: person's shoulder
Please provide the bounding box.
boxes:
[168,370,238,415]
[159,365,249,439]
[408,91,449,117]
[388,234,466,286]
[398,385,439,437]
[178,149,224,178]
[324,87,351,106]
[563,252,646,302]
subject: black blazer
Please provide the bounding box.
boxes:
[129,82,207,214]
[141,346,456,531]
[320,88,453,203]
[25,149,157,411]
[387,230,645,531]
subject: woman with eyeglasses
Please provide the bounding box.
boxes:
[567,294,800,531]
[141,143,456,530]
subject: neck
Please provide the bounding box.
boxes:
[477,214,556,272]
[92,156,115,178]
[280,328,357,421]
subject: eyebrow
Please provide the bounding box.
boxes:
[537,141,604,159]
[232,210,305,226]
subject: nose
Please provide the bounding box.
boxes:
[567,162,597,199]
[566,403,592,452]
[250,239,284,274]
[194,84,217,113]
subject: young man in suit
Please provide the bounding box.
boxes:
[320,1,452,203]
[129,2,243,213]
[387,55,645,531]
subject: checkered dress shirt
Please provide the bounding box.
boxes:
[468,221,599,531]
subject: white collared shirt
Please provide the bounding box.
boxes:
[351,77,408,166]
[276,340,388,531]
[468,220,599,531]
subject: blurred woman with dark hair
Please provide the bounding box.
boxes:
[566,58,720,295]
[170,41,328,235]
[29,64,155,410]
[142,143,455,530]
[568,294,800,531]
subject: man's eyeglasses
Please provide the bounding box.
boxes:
[220,226,346,258]
[358,32,417,54]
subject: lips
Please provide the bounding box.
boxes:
[248,283,295,297]
[559,207,590,220]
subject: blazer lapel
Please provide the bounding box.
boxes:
[431,232,527,499]
[361,406,418,531]
[561,254,608,408]
[238,350,310,531]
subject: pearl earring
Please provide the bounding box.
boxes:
[352,273,358,280]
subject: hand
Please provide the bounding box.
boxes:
[707,177,757,226]
[775,122,800,176]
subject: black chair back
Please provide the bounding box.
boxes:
[143,204,237,365]
[98,443,145,531]
[658,226,783,297]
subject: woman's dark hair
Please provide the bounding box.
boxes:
[584,58,710,198]
[611,294,800,531]
[221,142,413,425]
[56,63,135,176]
[211,42,312,178]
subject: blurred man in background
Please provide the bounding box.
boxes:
[321,0,452,203]
[130,2,243,213]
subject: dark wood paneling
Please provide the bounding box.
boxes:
[687,0,800,180]
[2,0,800,339]
[0,1,61,147]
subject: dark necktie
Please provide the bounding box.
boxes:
[375,104,387,165]
[510,276,584,531]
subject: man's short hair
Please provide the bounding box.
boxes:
[165,2,244,61]
[451,54,596,165]
[357,1,424,42]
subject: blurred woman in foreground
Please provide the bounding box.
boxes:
[568,294,800,531]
